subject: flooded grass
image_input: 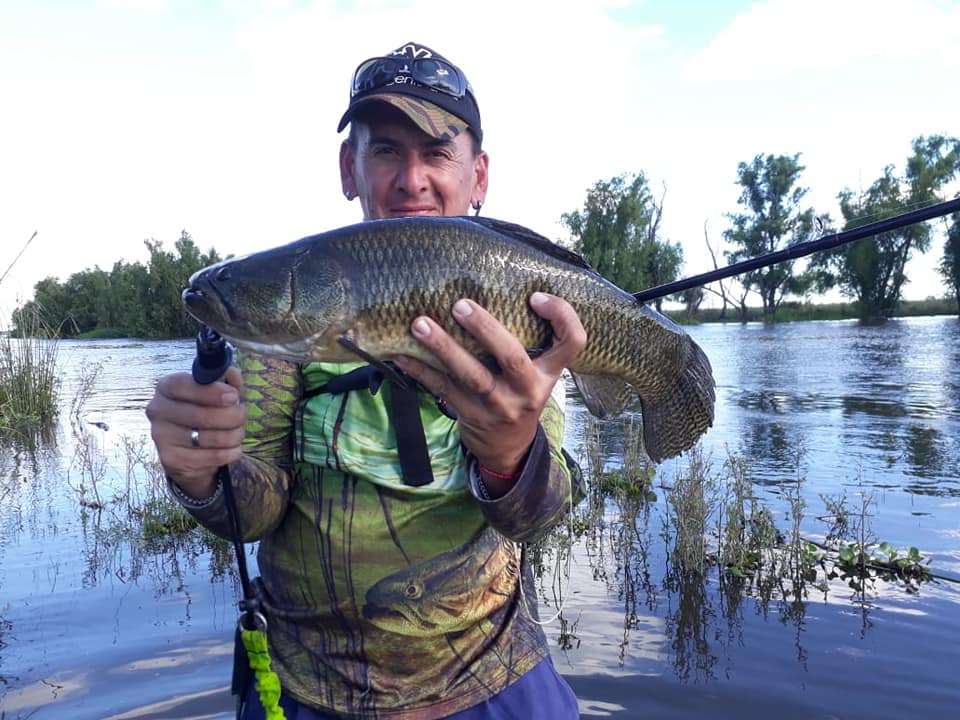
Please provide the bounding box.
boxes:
[25,371,241,598]
[545,411,939,627]
[72,429,235,578]
[524,410,948,694]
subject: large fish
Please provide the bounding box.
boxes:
[182,216,715,461]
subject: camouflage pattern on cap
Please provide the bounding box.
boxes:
[350,94,470,141]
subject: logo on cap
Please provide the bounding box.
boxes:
[390,43,435,59]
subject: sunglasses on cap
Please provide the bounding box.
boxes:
[350,56,472,99]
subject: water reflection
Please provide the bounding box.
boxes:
[904,424,946,478]
[662,567,719,682]
[841,393,908,418]
[0,341,241,713]
[694,318,959,498]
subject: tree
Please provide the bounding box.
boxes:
[17,277,75,335]
[939,211,960,315]
[561,173,684,311]
[109,260,151,337]
[700,222,730,321]
[813,136,960,321]
[12,230,222,338]
[643,238,684,310]
[723,153,816,317]
[677,286,704,319]
[142,231,222,338]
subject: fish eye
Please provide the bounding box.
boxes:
[404,583,421,599]
[215,266,232,282]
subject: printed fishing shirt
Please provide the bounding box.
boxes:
[182,353,581,719]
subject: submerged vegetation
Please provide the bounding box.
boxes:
[532,412,938,650]
[67,428,235,583]
[527,411,946,682]
[2,363,237,597]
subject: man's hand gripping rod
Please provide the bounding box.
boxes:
[191,325,264,631]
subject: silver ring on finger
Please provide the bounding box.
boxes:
[190,428,201,448]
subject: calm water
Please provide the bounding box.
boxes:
[1,316,959,719]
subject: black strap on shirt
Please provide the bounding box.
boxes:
[304,363,434,487]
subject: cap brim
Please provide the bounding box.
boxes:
[337,94,470,141]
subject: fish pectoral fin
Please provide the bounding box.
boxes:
[337,334,413,390]
[571,373,635,418]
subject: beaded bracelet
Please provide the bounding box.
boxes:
[167,475,221,508]
[474,472,493,501]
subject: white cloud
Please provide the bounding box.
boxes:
[96,0,168,10]
[687,0,960,82]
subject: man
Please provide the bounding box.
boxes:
[147,41,584,719]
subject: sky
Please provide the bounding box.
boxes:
[1,0,958,325]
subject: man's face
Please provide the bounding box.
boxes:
[340,106,488,220]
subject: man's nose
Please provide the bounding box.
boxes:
[395,154,429,194]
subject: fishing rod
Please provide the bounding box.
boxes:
[191,326,255,599]
[633,196,960,303]
[192,325,284,717]
[0,231,38,287]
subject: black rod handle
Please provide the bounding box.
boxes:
[192,325,234,385]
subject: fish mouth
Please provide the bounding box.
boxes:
[182,284,233,324]
[181,268,248,333]
[363,603,437,632]
[363,604,408,624]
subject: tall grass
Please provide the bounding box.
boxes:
[0,306,60,434]
[663,443,718,573]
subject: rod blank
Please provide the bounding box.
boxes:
[633,197,960,303]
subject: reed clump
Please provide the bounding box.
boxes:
[0,306,60,434]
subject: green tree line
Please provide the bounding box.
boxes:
[11,231,221,339]
[564,135,960,321]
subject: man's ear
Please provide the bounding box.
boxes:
[471,150,490,208]
[340,139,357,199]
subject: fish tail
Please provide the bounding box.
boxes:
[637,333,716,463]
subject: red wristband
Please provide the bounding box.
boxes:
[477,462,520,481]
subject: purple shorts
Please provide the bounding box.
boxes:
[240,656,579,719]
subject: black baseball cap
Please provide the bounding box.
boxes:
[337,41,483,144]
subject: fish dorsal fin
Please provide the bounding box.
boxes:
[571,372,636,419]
[461,216,595,271]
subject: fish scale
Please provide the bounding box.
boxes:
[183,215,716,462]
